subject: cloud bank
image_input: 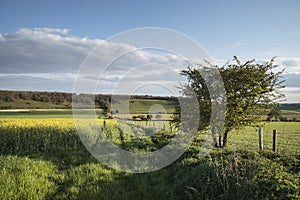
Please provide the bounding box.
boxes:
[0,28,188,95]
[0,28,299,102]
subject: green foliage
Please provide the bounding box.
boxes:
[181,56,285,147]
[267,108,282,121]
[181,150,299,200]
[0,90,112,109]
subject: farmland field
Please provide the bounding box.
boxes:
[112,98,177,114]
[0,117,299,199]
[0,109,105,119]
[228,122,300,155]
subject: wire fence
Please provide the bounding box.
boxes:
[228,122,300,155]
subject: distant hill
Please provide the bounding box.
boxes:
[0,90,178,113]
[278,103,300,111]
[0,90,110,110]
[0,90,299,114]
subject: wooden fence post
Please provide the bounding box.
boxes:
[170,123,173,133]
[102,120,106,132]
[273,129,277,152]
[259,128,263,151]
[119,129,124,148]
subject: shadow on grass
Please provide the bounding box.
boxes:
[0,133,299,199]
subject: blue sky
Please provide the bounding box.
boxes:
[0,0,300,102]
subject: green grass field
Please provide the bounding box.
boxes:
[280,110,300,121]
[0,99,71,109]
[0,118,299,199]
[228,122,300,155]
[112,98,177,114]
[0,109,103,119]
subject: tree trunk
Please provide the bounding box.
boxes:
[218,136,222,148]
[213,136,218,147]
[222,131,228,147]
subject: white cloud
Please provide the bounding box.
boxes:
[1,27,299,101]
[276,57,300,73]
[281,87,300,103]
[0,34,6,42]
[0,28,191,95]
[0,28,189,73]
[0,28,101,73]
[0,73,75,81]
[33,27,69,35]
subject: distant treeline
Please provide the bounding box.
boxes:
[0,90,110,109]
[0,90,178,110]
[278,103,300,111]
[1,90,297,111]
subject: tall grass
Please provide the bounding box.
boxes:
[0,155,56,199]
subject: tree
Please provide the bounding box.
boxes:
[132,116,137,121]
[146,114,153,121]
[267,108,281,121]
[180,56,285,147]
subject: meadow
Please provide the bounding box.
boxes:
[227,122,300,155]
[0,118,299,199]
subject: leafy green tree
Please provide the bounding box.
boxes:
[132,116,137,121]
[267,108,281,121]
[181,56,285,147]
[146,114,153,121]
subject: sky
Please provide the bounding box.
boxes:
[0,0,300,102]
